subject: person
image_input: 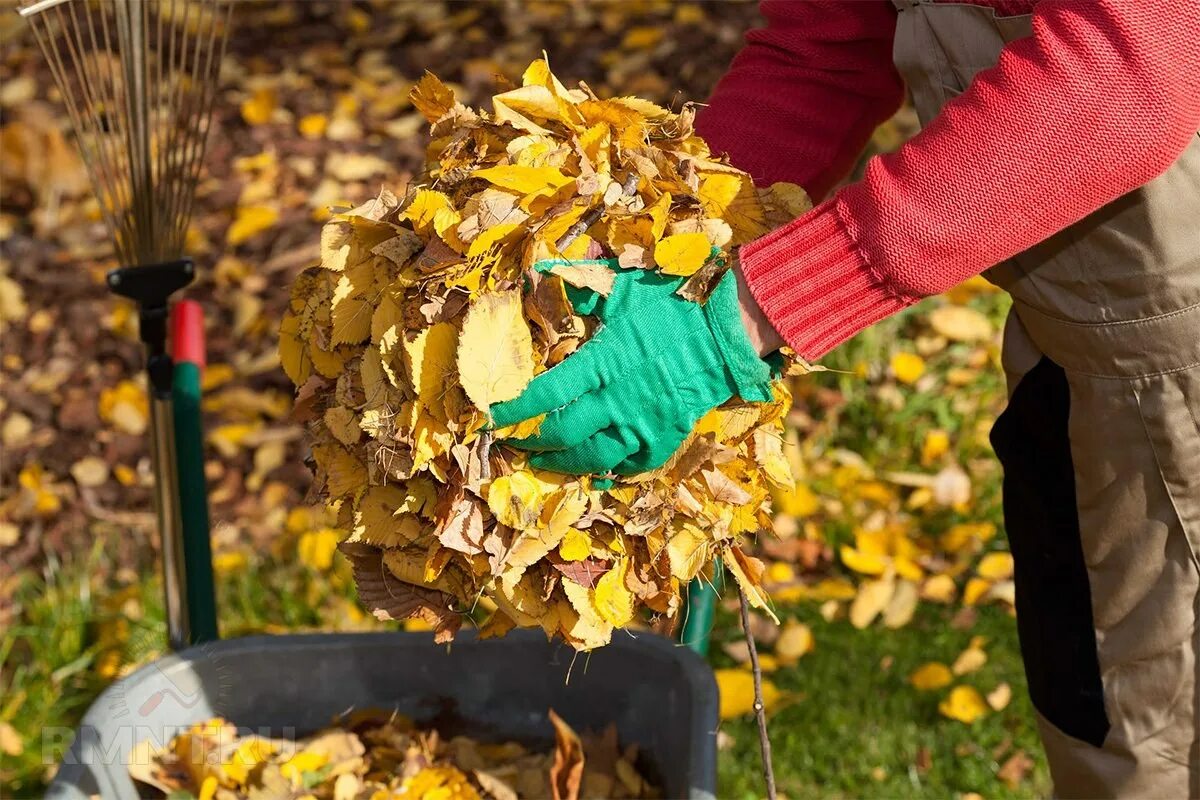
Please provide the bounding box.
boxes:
[492,2,1200,796]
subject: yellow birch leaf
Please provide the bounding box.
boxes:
[487,471,541,529]
[977,551,1015,580]
[920,574,958,603]
[939,685,989,724]
[558,528,592,562]
[400,189,454,237]
[883,579,919,628]
[227,205,278,245]
[410,71,456,122]
[457,290,534,411]
[298,113,327,139]
[929,305,993,342]
[724,545,778,623]
[840,545,888,576]
[654,233,711,276]
[952,645,988,676]
[593,559,635,627]
[240,88,276,126]
[404,322,458,419]
[350,485,419,547]
[715,669,781,719]
[921,429,950,466]
[473,165,574,197]
[666,522,708,581]
[540,484,588,538]
[849,575,895,629]
[910,662,953,691]
[775,620,814,663]
[559,580,614,651]
[891,352,926,385]
[987,682,1013,711]
[963,576,991,606]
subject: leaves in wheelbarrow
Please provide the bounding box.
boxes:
[128,711,660,799]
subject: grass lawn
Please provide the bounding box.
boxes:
[714,602,1050,799]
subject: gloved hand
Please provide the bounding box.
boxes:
[491,256,776,477]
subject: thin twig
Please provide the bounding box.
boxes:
[738,586,777,800]
[556,172,640,253]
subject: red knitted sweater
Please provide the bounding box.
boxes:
[696,0,1200,359]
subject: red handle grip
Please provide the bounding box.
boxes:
[171,299,206,369]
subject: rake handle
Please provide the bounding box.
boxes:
[108,259,200,651]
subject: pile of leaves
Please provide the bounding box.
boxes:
[129,710,657,800]
[280,59,812,649]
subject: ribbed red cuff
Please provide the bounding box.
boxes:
[738,198,916,360]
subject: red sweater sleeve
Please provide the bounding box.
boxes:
[695,0,905,202]
[737,0,1200,359]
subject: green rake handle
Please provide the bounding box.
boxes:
[171,299,218,644]
[680,559,722,656]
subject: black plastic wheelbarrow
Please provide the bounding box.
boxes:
[47,630,719,800]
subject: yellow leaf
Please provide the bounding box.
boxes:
[0,721,23,757]
[473,165,574,197]
[939,685,989,724]
[410,71,457,122]
[940,522,996,553]
[775,620,813,663]
[487,471,541,529]
[228,205,279,245]
[240,88,276,126]
[558,528,592,562]
[403,322,458,419]
[99,380,149,435]
[849,575,895,629]
[977,551,1014,580]
[559,578,613,650]
[724,545,777,623]
[593,559,635,627]
[540,484,588,538]
[350,486,420,548]
[883,579,919,628]
[666,522,708,581]
[952,645,988,676]
[910,662,953,691]
[457,290,534,411]
[654,233,711,276]
[891,352,925,385]
[963,576,991,606]
[766,561,795,584]
[921,429,950,466]
[298,113,328,139]
[298,528,340,571]
[281,750,329,786]
[987,682,1013,711]
[715,668,781,719]
[920,574,958,603]
[929,305,993,342]
[840,545,888,576]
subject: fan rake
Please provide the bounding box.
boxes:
[20,0,232,649]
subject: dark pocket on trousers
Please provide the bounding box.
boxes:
[989,356,1110,747]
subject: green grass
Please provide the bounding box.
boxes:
[713,603,1049,799]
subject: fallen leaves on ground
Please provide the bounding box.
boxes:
[128,712,658,800]
[715,668,784,720]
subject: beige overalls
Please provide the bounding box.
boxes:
[891,1,1200,796]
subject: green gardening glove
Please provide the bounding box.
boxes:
[491,256,775,477]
